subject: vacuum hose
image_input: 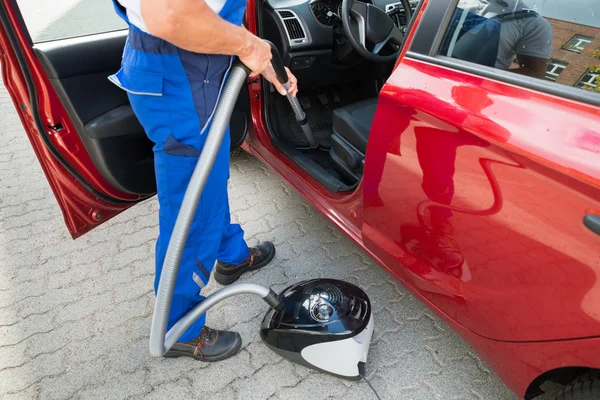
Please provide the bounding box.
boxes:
[149,61,282,358]
[267,42,318,149]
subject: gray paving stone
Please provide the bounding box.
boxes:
[0,350,66,396]
[231,361,301,400]
[39,359,107,400]
[74,370,149,400]
[144,378,196,400]
[276,373,350,400]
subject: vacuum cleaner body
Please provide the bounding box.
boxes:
[260,279,374,380]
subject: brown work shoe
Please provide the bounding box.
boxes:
[163,326,242,362]
[213,241,276,285]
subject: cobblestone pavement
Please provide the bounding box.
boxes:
[0,1,558,399]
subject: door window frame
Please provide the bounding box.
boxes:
[406,0,600,106]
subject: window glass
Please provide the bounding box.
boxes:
[576,70,599,90]
[17,0,127,43]
[439,0,600,93]
[562,34,593,54]
[545,59,568,81]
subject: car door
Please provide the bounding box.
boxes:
[0,0,250,238]
[363,0,600,342]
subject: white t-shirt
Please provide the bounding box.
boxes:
[117,0,148,32]
[117,0,230,33]
[470,0,553,69]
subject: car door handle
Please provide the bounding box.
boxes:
[583,214,600,235]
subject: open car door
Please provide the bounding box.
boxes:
[0,1,250,238]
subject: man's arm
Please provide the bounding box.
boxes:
[140,0,298,96]
[512,54,549,79]
[142,0,257,59]
[510,16,553,79]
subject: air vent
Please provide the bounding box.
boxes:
[278,10,294,18]
[284,18,306,40]
[276,10,309,46]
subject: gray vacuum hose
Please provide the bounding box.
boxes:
[164,283,280,352]
[148,63,281,358]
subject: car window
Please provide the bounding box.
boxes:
[439,0,600,93]
[16,0,127,43]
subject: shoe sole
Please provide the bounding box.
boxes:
[213,244,276,286]
[163,335,242,362]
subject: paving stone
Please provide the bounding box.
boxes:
[75,370,149,400]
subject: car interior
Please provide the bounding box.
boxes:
[261,0,416,192]
[27,0,417,197]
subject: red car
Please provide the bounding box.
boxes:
[1,0,599,398]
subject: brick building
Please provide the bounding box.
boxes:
[544,18,599,90]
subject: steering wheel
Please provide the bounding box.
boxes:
[341,0,410,62]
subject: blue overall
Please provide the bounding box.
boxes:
[109,1,249,342]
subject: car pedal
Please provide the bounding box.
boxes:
[300,96,311,109]
[317,92,329,105]
[332,91,341,103]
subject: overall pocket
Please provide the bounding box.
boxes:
[109,64,170,145]
[109,64,163,97]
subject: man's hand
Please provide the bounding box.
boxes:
[262,65,298,97]
[237,36,272,77]
[238,36,298,97]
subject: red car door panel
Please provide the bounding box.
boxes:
[363,56,600,341]
[0,2,251,238]
[0,3,144,237]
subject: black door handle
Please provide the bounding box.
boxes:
[583,214,600,235]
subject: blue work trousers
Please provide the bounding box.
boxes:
[110,29,249,341]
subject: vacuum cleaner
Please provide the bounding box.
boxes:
[148,42,374,382]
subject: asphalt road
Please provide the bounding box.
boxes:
[0,1,558,399]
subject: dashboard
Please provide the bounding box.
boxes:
[265,0,418,49]
[309,0,344,26]
[262,0,418,86]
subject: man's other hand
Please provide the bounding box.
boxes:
[262,65,298,98]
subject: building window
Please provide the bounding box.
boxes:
[576,70,599,89]
[545,59,568,81]
[562,35,593,54]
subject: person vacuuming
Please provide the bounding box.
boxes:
[108,0,298,362]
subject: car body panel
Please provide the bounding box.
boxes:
[363,57,600,342]
[444,309,600,399]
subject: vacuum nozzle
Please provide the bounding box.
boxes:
[263,289,283,311]
[265,41,319,149]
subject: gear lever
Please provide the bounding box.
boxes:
[266,41,318,149]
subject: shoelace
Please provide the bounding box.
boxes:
[247,247,260,266]
[193,327,213,356]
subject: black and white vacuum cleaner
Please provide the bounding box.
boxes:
[148,42,374,382]
[261,278,374,380]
